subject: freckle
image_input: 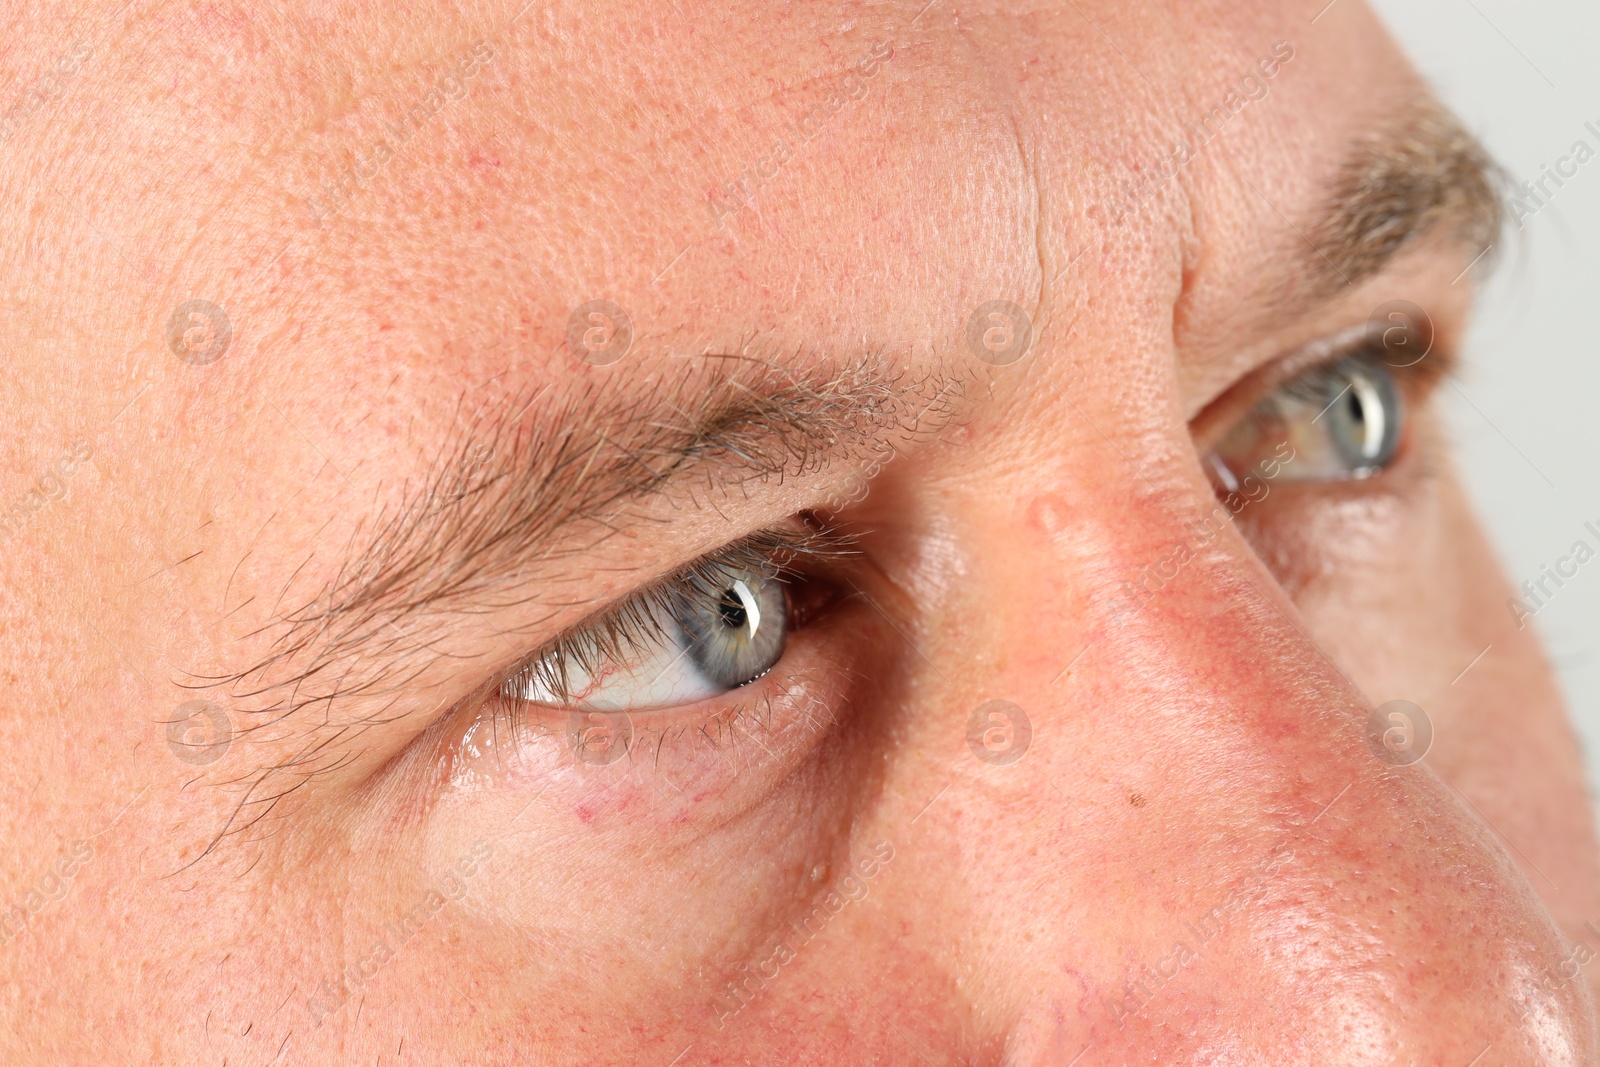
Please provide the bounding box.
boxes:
[1129,792,1146,808]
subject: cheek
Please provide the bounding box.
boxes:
[1229,468,1460,768]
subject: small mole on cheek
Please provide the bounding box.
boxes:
[1129,792,1146,808]
[1027,494,1073,537]
[810,863,828,883]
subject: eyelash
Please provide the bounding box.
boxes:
[499,521,849,708]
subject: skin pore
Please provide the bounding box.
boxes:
[1,0,1599,1063]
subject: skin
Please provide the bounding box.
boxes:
[1,0,1598,1063]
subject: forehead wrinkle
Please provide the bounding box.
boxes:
[216,353,952,731]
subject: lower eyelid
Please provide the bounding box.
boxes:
[454,646,840,790]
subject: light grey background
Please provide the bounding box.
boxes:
[1367,0,1600,794]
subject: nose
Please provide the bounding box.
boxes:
[861,411,1598,1064]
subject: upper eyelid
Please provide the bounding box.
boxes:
[1190,322,1455,453]
[1264,323,1454,401]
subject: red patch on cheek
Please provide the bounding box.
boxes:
[667,791,713,825]
[1252,708,1302,742]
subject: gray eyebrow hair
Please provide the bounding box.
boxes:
[219,355,954,728]
[1305,98,1504,291]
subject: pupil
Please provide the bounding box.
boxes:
[1346,389,1365,426]
[717,588,748,631]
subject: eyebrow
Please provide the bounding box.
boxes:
[222,356,956,726]
[1301,99,1504,293]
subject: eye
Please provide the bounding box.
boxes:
[1206,350,1405,487]
[503,541,801,713]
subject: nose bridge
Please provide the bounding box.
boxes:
[870,428,1597,1063]
[945,454,1370,885]
[985,425,1362,798]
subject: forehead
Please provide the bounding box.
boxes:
[34,1,1428,545]
[132,0,1415,412]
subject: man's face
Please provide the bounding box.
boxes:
[3,0,1598,1062]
